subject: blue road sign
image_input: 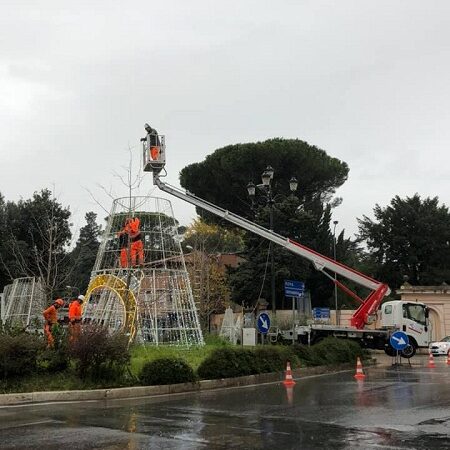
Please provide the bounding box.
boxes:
[312,307,331,319]
[390,331,409,350]
[284,280,305,298]
[257,312,271,334]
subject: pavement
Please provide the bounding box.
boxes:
[0,353,448,449]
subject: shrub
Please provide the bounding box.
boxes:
[309,337,364,366]
[140,357,196,385]
[0,333,43,379]
[254,346,297,373]
[197,347,257,380]
[291,344,316,366]
[39,325,70,372]
[69,325,130,380]
[197,346,296,380]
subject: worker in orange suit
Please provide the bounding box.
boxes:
[68,295,84,343]
[128,217,144,266]
[117,218,131,268]
[43,298,64,348]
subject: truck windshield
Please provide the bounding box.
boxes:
[402,304,426,326]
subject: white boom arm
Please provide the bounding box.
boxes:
[154,175,384,292]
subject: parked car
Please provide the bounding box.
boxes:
[429,336,450,356]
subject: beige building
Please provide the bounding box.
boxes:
[397,283,450,341]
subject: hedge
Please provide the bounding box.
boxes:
[140,357,196,385]
[197,346,298,380]
[0,333,43,379]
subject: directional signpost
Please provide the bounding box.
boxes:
[390,331,410,365]
[257,312,271,335]
[390,331,409,350]
[312,307,331,321]
[284,280,305,298]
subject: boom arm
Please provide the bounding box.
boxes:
[153,175,390,329]
[141,129,390,329]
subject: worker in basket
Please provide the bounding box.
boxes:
[68,295,85,343]
[140,123,161,161]
[43,298,64,348]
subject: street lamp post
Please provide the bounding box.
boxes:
[332,220,339,325]
[247,167,298,316]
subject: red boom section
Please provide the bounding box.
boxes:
[288,238,389,330]
[350,283,390,329]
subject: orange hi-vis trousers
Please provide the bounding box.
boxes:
[44,323,55,348]
[120,248,129,268]
[131,240,144,266]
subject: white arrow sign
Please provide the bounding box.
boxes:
[260,318,268,330]
[392,335,407,346]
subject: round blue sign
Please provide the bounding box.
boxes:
[257,312,271,334]
[390,331,409,350]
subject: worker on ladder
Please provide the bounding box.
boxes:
[42,299,64,348]
[117,217,144,267]
[128,217,144,266]
[117,218,131,268]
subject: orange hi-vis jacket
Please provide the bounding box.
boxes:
[68,300,82,322]
[128,217,141,239]
[43,305,58,324]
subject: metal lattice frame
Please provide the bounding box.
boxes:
[84,196,204,346]
[2,277,46,329]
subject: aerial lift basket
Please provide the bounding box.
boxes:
[143,133,166,173]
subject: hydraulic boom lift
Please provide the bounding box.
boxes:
[141,127,430,356]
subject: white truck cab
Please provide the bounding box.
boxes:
[381,300,430,355]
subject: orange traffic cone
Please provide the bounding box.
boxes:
[354,357,366,380]
[283,361,296,386]
[446,352,450,366]
[427,352,436,368]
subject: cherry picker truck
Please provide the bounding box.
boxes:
[141,127,430,358]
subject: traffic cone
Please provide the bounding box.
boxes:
[446,352,450,366]
[427,352,436,368]
[354,357,366,380]
[283,361,296,386]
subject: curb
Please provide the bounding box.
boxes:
[0,361,370,407]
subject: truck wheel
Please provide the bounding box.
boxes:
[400,344,416,358]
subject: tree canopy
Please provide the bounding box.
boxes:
[0,190,103,302]
[180,139,353,309]
[180,138,348,222]
[182,218,244,254]
[357,194,450,289]
[68,212,102,294]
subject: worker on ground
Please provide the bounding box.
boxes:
[68,295,84,343]
[43,298,64,348]
[117,218,131,268]
[128,217,144,266]
[140,123,160,161]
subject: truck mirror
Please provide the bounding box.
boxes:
[425,307,429,319]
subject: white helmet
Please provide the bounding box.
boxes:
[78,294,86,302]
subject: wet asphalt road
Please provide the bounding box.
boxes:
[0,357,449,450]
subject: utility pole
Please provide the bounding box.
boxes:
[333,220,339,325]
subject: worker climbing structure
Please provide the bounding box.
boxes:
[83,195,204,346]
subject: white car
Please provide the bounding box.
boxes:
[429,336,450,356]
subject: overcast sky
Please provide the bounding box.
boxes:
[1,1,449,240]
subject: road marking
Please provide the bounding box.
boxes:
[0,419,61,430]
